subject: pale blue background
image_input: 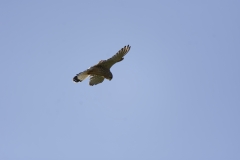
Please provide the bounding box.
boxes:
[0,0,240,159]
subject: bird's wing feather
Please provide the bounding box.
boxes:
[89,75,104,86]
[100,45,131,69]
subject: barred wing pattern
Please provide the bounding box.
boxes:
[89,75,105,86]
[100,45,131,69]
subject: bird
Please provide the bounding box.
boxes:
[73,45,131,86]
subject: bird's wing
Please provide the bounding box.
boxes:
[89,75,105,86]
[100,45,131,69]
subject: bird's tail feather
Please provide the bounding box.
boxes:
[73,70,89,83]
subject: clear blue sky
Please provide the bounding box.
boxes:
[0,0,239,159]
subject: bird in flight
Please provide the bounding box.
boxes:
[73,45,131,86]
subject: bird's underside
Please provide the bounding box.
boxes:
[73,45,131,86]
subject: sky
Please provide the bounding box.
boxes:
[0,0,240,159]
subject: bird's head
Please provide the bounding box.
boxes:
[105,72,113,81]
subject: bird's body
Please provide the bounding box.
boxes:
[73,45,131,86]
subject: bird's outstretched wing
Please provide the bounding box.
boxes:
[100,45,131,69]
[89,75,104,86]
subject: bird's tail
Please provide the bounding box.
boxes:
[73,70,89,83]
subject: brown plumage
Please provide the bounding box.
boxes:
[73,45,131,86]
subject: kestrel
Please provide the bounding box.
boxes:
[73,45,131,86]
